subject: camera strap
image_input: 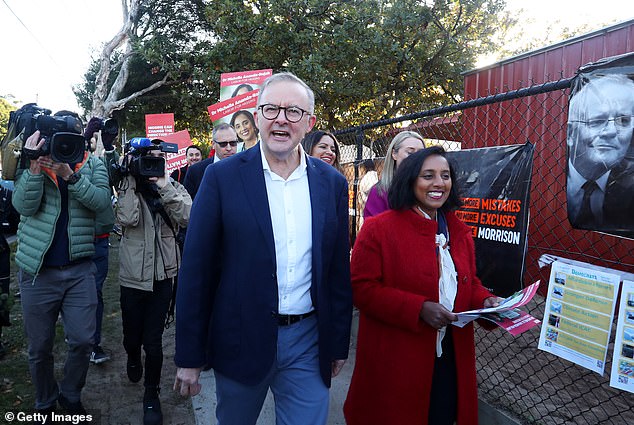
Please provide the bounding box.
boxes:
[143,186,180,329]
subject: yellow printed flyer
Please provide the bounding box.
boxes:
[538,261,619,375]
[610,281,634,392]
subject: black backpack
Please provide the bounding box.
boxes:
[1,103,51,180]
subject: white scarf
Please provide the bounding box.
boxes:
[435,232,457,357]
[418,208,458,356]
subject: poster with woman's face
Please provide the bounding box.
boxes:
[219,69,272,101]
[566,53,634,238]
[207,69,272,150]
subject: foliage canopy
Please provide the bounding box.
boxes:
[0,97,17,141]
[77,0,507,145]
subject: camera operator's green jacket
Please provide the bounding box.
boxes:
[116,175,191,291]
[12,153,111,275]
[94,149,119,236]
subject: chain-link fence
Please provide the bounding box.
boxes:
[334,78,634,424]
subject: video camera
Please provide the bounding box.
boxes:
[114,137,178,180]
[23,110,86,164]
[99,118,119,137]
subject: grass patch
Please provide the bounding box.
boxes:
[0,237,122,414]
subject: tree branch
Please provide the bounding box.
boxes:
[104,74,169,112]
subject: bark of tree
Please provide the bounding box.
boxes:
[90,0,168,118]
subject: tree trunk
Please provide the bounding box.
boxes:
[89,0,168,118]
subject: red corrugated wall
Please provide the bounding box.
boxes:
[461,21,634,286]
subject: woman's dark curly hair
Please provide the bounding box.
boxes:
[388,145,463,212]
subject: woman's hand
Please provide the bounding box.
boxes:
[483,296,503,308]
[420,301,457,330]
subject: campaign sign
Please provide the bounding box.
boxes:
[220,69,272,101]
[565,52,634,238]
[153,130,192,173]
[448,142,534,297]
[145,113,175,139]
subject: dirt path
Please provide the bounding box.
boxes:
[80,325,195,424]
[77,238,195,424]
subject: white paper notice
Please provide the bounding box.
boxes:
[610,280,634,392]
[538,261,619,375]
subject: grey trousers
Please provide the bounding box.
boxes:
[19,260,97,410]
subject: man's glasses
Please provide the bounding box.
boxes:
[214,140,238,148]
[258,104,311,123]
[571,115,633,130]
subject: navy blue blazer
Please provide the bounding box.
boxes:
[175,145,352,387]
[183,156,215,199]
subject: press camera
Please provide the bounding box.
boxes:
[23,111,86,163]
[98,117,119,137]
[115,137,178,180]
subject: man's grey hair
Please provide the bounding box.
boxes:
[212,122,236,141]
[257,72,315,114]
[569,74,634,121]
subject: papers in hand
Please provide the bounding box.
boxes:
[453,281,541,335]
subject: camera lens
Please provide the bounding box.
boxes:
[49,133,86,163]
[137,156,165,177]
[103,118,119,135]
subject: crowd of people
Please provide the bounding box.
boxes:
[3,71,523,425]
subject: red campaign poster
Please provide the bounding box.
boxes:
[207,90,259,126]
[152,130,192,173]
[145,113,175,138]
[219,69,272,101]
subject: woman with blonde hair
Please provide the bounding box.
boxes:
[363,131,425,218]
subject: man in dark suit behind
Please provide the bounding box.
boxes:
[566,74,634,237]
[183,123,239,200]
[170,145,202,184]
[174,72,352,425]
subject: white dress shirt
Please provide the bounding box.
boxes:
[261,148,314,315]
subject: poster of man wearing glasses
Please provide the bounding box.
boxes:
[566,53,634,238]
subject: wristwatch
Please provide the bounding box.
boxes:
[67,172,81,185]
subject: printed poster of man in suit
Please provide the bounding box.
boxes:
[566,53,634,238]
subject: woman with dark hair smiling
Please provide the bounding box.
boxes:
[301,130,342,172]
[344,146,500,425]
[230,110,259,151]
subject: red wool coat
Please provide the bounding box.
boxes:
[344,209,494,425]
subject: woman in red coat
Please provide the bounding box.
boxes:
[344,146,500,425]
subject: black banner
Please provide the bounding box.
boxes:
[448,142,534,297]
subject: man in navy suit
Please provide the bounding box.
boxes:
[174,72,352,425]
[183,123,239,199]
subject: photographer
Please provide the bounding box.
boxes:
[12,111,111,415]
[116,138,191,425]
[84,117,120,365]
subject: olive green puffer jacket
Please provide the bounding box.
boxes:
[12,154,111,275]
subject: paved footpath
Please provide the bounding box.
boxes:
[192,312,359,424]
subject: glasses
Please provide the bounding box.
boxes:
[571,115,633,130]
[258,104,311,123]
[214,140,238,148]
